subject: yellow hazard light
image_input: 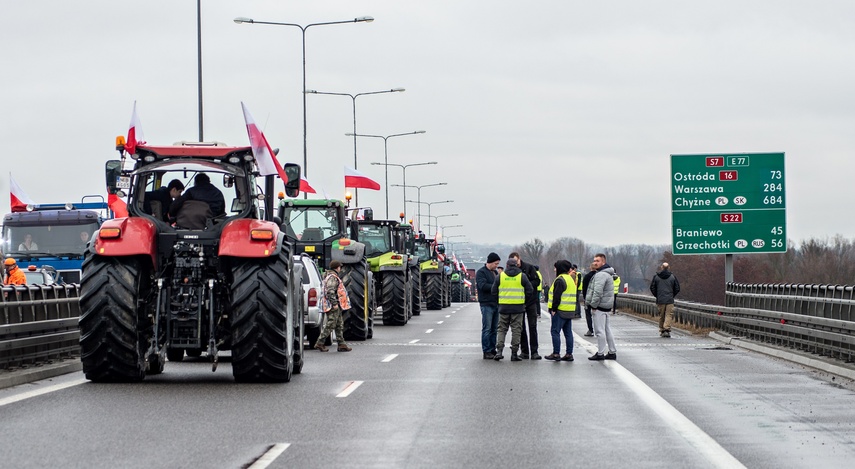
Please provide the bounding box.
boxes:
[100,227,121,239]
[250,229,274,241]
[115,135,126,151]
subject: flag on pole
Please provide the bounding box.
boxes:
[300,177,316,194]
[125,101,146,155]
[240,102,290,183]
[108,193,128,218]
[9,174,35,212]
[344,166,381,190]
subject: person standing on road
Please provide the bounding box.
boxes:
[491,257,532,362]
[650,262,681,338]
[510,252,542,360]
[612,271,621,313]
[586,253,617,361]
[534,265,544,317]
[545,260,577,362]
[314,260,352,352]
[477,252,501,359]
[581,262,597,337]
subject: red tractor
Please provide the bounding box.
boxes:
[78,139,303,382]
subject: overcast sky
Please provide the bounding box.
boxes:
[2,1,854,248]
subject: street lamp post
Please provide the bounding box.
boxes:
[307,88,405,205]
[406,200,452,236]
[392,182,446,230]
[372,161,436,219]
[233,15,374,189]
[425,212,459,238]
[347,131,426,218]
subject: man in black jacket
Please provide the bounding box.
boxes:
[581,262,598,337]
[510,252,542,360]
[169,173,226,223]
[650,262,681,338]
[144,179,184,221]
[476,252,501,359]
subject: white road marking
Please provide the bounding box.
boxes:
[336,380,364,398]
[437,321,444,324]
[445,315,451,318]
[425,329,434,333]
[409,339,420,344]
[381,354,398,363]
[0,378,87,408]
[248,443,291,469]
[575,333,746,469]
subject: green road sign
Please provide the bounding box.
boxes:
[671,153,786,255]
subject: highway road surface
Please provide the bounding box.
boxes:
[2,302,854,469]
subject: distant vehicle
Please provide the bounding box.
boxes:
[294,253,324,346]
[22,265,60,285]
[2,197,111,284]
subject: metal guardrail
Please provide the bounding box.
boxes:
[1,284,81,369]
[618,283,855,364]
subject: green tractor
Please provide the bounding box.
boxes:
[417,237,448,310]
[449,259,470,303]
[278,199,374,341]
[349,209,412,326]
[394,221,421,317]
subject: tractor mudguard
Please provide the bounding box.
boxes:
[219,218,282,258]
[331,238,365,264]
[92,217,157,267]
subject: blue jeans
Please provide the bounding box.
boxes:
[550,313,573,354]
[480,304,499,353]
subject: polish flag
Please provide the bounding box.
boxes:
[300,178,316,194]
[125,101,146,155]
[108,193,128,218]
[240,102,291,184]
[9,174,35,212]
[344,166,380,190]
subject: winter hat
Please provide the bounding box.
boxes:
[506,258,518,267]
[554,260,572,274]
[487,252,500,263]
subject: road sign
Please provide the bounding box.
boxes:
[671,153,786,255]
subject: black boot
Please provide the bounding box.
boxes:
[511,352,522,362]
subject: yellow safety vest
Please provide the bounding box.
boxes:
[576,272,583,292]
[536,270,543,292]
[548,273,577,312]
[498,272,525,305]
[613,275,621,294]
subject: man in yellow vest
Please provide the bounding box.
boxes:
[534,266,544,317]
[545,260,577,361]
[612,272,621,313]
[573,264,583,319]
[490,257,533,361]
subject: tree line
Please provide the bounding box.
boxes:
[510,235,855,306]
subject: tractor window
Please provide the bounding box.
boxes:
[414,243,432,262]
[357,225,392,256]
[132,161,246,219]
[282,207,340,241]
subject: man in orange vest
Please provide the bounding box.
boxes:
[4,258,27,285]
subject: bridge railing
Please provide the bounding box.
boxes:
[618,282,855,364]
[1,284,81,369]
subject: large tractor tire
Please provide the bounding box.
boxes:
[381,271,408,326]
[79,255,150,382]
[424,274,443,310]
[410,266,421,316]
[230,246,294,383]
[341,260,370,341]
[451,282,464,303]
[442,276,451,308]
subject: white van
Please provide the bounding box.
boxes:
[294,254,324,345]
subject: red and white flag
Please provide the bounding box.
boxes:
[125,101,146,155]
[241,102,290,183]
[300,177,316,194]
[9,174,35,212]
[344,166,381,190]
[108,193,128,218]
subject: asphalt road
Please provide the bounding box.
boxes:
[2,303,855,469]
